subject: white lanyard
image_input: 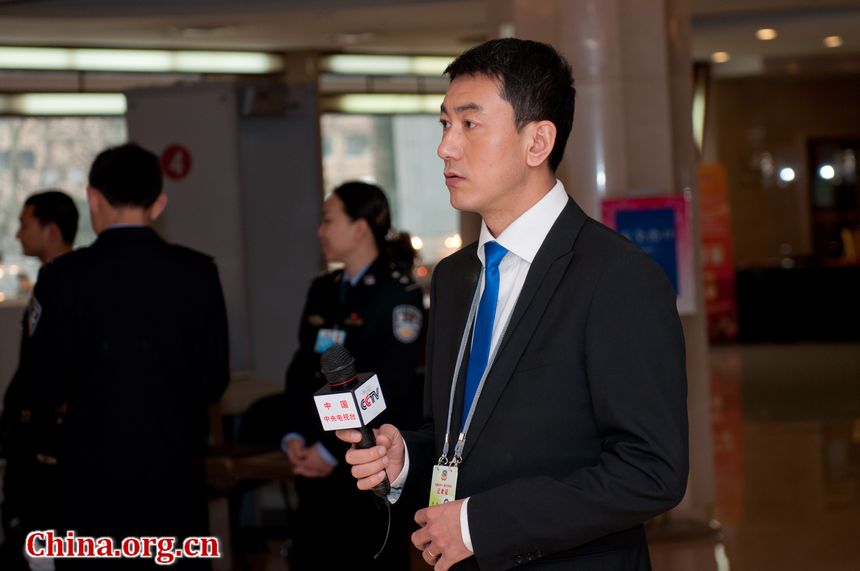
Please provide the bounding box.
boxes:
[438,266,516,467]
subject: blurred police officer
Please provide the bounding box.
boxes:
[0,191,78,570]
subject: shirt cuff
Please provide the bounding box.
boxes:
[281,432,305,453]
[460,497,474,553]
[386,440,410,504]
[313,442,338,467]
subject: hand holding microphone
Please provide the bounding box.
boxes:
[316,345,397,497]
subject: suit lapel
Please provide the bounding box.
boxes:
[461,198,588,461]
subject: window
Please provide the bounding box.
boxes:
[0,117,126,299]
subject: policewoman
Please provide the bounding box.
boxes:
[283,181,424,570]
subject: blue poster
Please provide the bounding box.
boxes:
[616,208,679,294]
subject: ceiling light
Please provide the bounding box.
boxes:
[0,47,282,74]
[819,164,836,180]
[778,167,796,182]
[326,93,443,114]
[0,93,126,115]
[320,54,454,77]
[711,51,731,64]
[756,28,778,41]
[824,35,843,48]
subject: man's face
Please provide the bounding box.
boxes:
[438,74,531,218]
[15,204,49,258]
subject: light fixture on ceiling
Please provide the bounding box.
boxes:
[778,167,796,183]
[756,28,778,41]
[0,93,126,115]
[819,164,836,180]
[823,35,844,48]
[711,51,731,64]
[320,54,454,77]
[0,47,283,74]
[324,93,443,113]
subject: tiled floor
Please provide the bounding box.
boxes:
[651,343,860,571]
[243,343,860,570]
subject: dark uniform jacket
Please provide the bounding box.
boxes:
[402,199,689,570]
[28,227,229,555]
[285,256,425,448]
[284,256,424,569]
[0,295,62,570]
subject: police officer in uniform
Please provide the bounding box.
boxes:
[283,181,424,570]
[0,191,78,570]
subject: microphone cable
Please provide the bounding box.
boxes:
[372,496,392,560]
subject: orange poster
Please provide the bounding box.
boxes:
[698,164,738,342]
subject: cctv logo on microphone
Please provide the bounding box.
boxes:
[356,374,386,425]
[360,389,381,411]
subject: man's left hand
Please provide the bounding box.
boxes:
[412,499,472,569]
[291,443,335,478]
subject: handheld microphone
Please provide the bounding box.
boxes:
[315,345,391,497]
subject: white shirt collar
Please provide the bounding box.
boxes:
[477,179,569,265]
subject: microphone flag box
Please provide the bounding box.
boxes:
[313,372,387,431]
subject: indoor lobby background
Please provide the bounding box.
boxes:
[0,1,858,570]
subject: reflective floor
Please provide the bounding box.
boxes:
[244,343,860,570]
[651,343,860,571]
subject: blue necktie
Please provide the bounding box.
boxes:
[462,241,508,423]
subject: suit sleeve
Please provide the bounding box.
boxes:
[467,250,689,569]
[28,265,75,410]
[193,261,230,404]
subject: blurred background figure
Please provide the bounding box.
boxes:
[0,190,78,571]
[280,181,424,569]
[13,190,78,266]
[26,144,229,570]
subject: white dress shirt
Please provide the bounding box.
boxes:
[390,180,569,553]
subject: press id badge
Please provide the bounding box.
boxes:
[429,465,458,506]
[314,328,346,353]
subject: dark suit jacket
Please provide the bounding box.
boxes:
[28,227,229,546]
[403,199,688,570]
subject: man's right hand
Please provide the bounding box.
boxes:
[336,424,404,491]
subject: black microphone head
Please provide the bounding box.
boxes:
[320,345,356,386]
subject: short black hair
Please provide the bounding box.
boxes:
[333,181,391,254]
[445,38,576,172]
[24,190,79,245]
[88,143,163,208]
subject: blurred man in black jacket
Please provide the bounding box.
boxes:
[28,143,229,569]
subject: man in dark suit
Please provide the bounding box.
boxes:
[28,143,229,569]
[338,38,688,570]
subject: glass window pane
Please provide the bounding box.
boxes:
[0,117,126,299]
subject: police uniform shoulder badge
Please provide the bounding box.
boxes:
[392,304,422,344]
[27,295,42,337]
